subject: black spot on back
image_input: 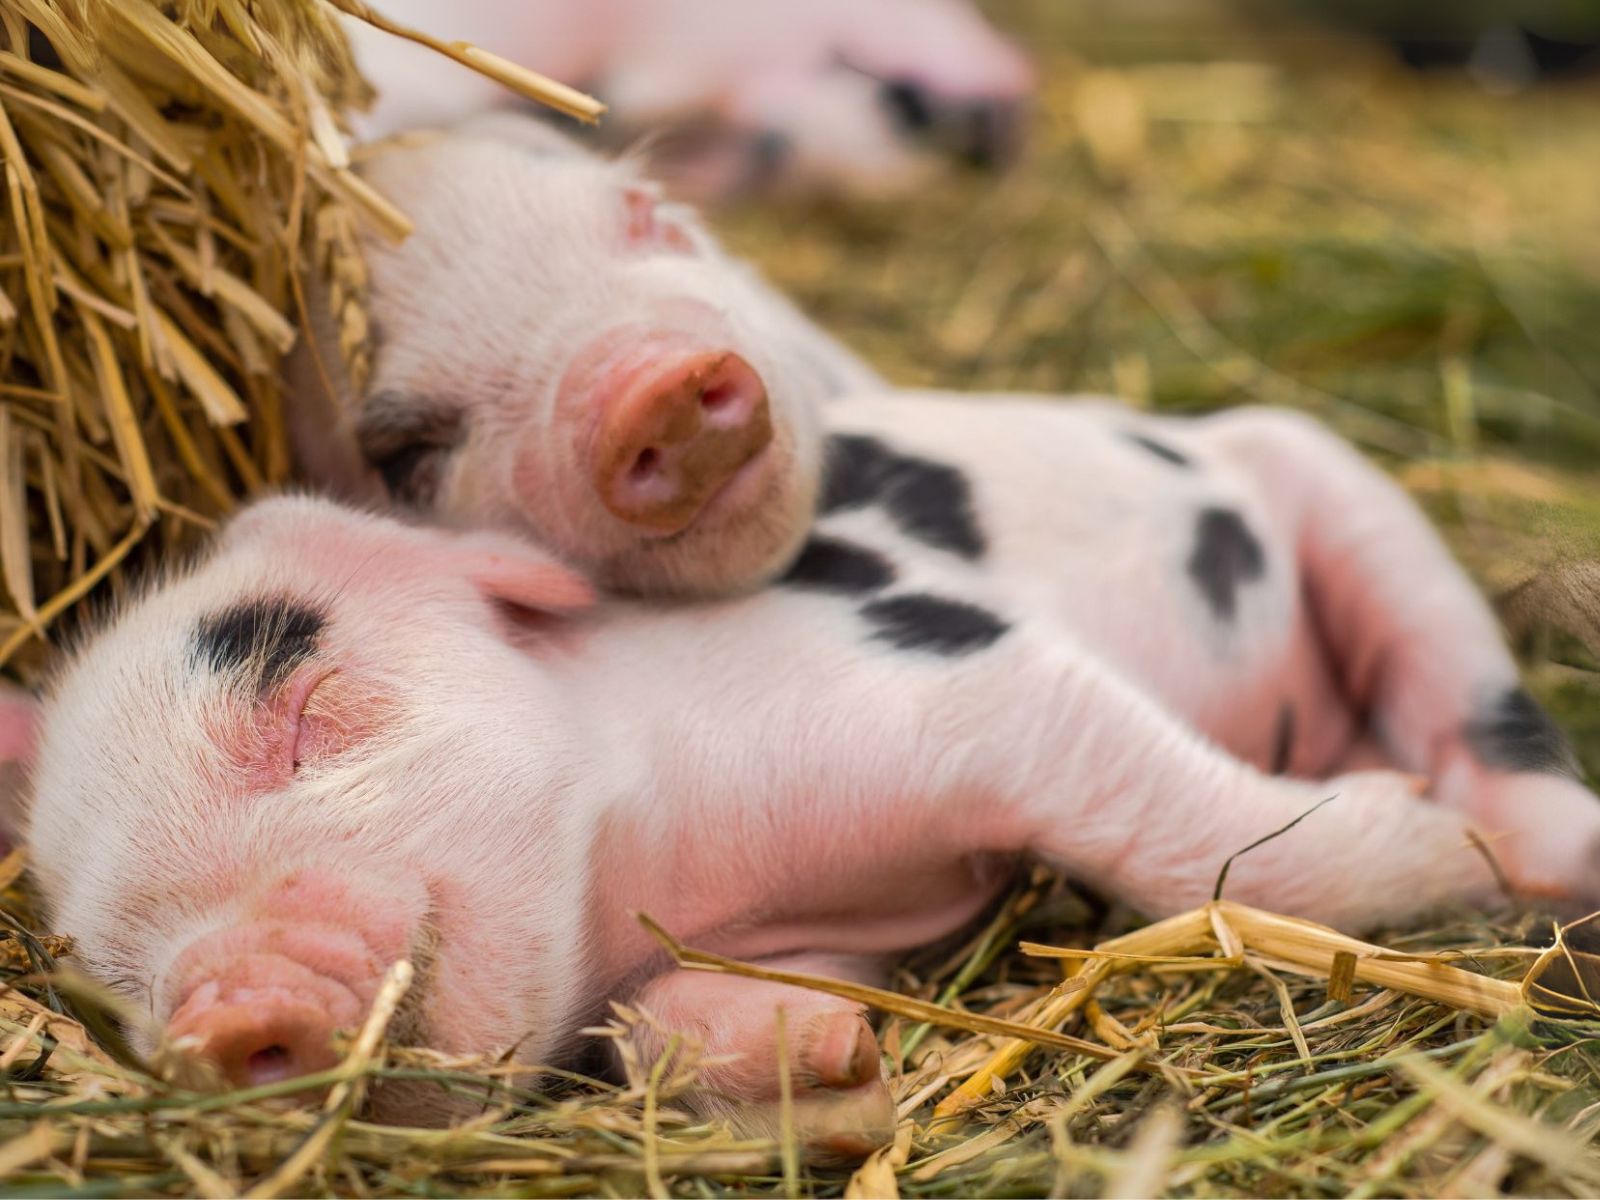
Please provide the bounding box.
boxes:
[821,434,985,559]
[861,593,1008,656]
[1188,507,1266,622]
[887,458,984,559]
[781,536,895,595]
[194,597,326,691]
[1123,431,1192,468]
[1464,687,1580,778]
[1271,703,1296,775]
[821,434,897,512]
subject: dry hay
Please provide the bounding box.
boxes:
[0,0,1598,1196]
[0,0,593,680]
[4,867,1600,1197]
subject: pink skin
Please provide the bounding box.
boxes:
[559,329,774,536]
[629,957,894,1158]
[12,429,1591,1149]
[163,871,415,1090]
[1194,407,1600,893]
[342,0,1034,201]
[288,120,868,597]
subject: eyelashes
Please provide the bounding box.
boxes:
[369,440,449,505]
[355,393,466,507]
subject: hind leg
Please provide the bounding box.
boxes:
[1196,407,1600,903]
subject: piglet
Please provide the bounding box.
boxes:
[342,0,1035,200]
[7,489,1552,1152]
[290,117,877,598]
[288,119,1600,908]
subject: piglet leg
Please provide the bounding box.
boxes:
[1197,407,1600,902]
[987,638,1500,928]
[623,956,893,1158]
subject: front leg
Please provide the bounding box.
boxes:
[621,955,894,1159]
[1195,407,1600,901]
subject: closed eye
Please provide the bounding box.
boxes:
[369,441,447,504]
[284,668,333,772]
[356,392,466,506]
[283,667,387,775]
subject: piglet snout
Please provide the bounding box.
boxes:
[585,342,773,535]
[166,952,366,1092]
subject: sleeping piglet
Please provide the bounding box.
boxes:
[342,0,1034,201]
[7,454,1592,1150]
[290,116,879,598]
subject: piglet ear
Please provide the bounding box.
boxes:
[452,531,596,615]
[223,496,595,615]
[622,186,698,254]
[0,685,38,854]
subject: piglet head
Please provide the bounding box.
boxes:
[696,0,1035,201]
[27,497,600,1115]
[835,0,1036,172]
[324,122,827,597]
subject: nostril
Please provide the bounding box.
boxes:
[588,346,770,532]
[700,383,737,414]
[246,1043,296,1086]
[630,447,661,482]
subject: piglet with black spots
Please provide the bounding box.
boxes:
[342,0,1034,201]
[288,119,1600,910]
[2,490,1567,1155]
[809,393,1600,906]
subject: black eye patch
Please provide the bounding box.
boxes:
[193,596,326,692]
[880,78,936,133]
[356,392,466,506]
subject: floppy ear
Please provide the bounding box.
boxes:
[0,685,39,854]
[223,495,596,617]
[621,185,699,253]
[450,530,596,615]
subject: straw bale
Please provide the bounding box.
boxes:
[0,0,587,678]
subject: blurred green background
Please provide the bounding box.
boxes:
[715,0,1600,775]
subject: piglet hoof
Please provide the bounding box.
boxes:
[740,1011,895,1161]
[1445,770,1600,914]
[788,1074,897,1161]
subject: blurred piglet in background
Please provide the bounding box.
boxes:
[341,0,1036,201]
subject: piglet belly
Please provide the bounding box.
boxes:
[710,853,1015,962]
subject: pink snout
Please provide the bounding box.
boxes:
[587,345,773,535]
[166,952,366,1091]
